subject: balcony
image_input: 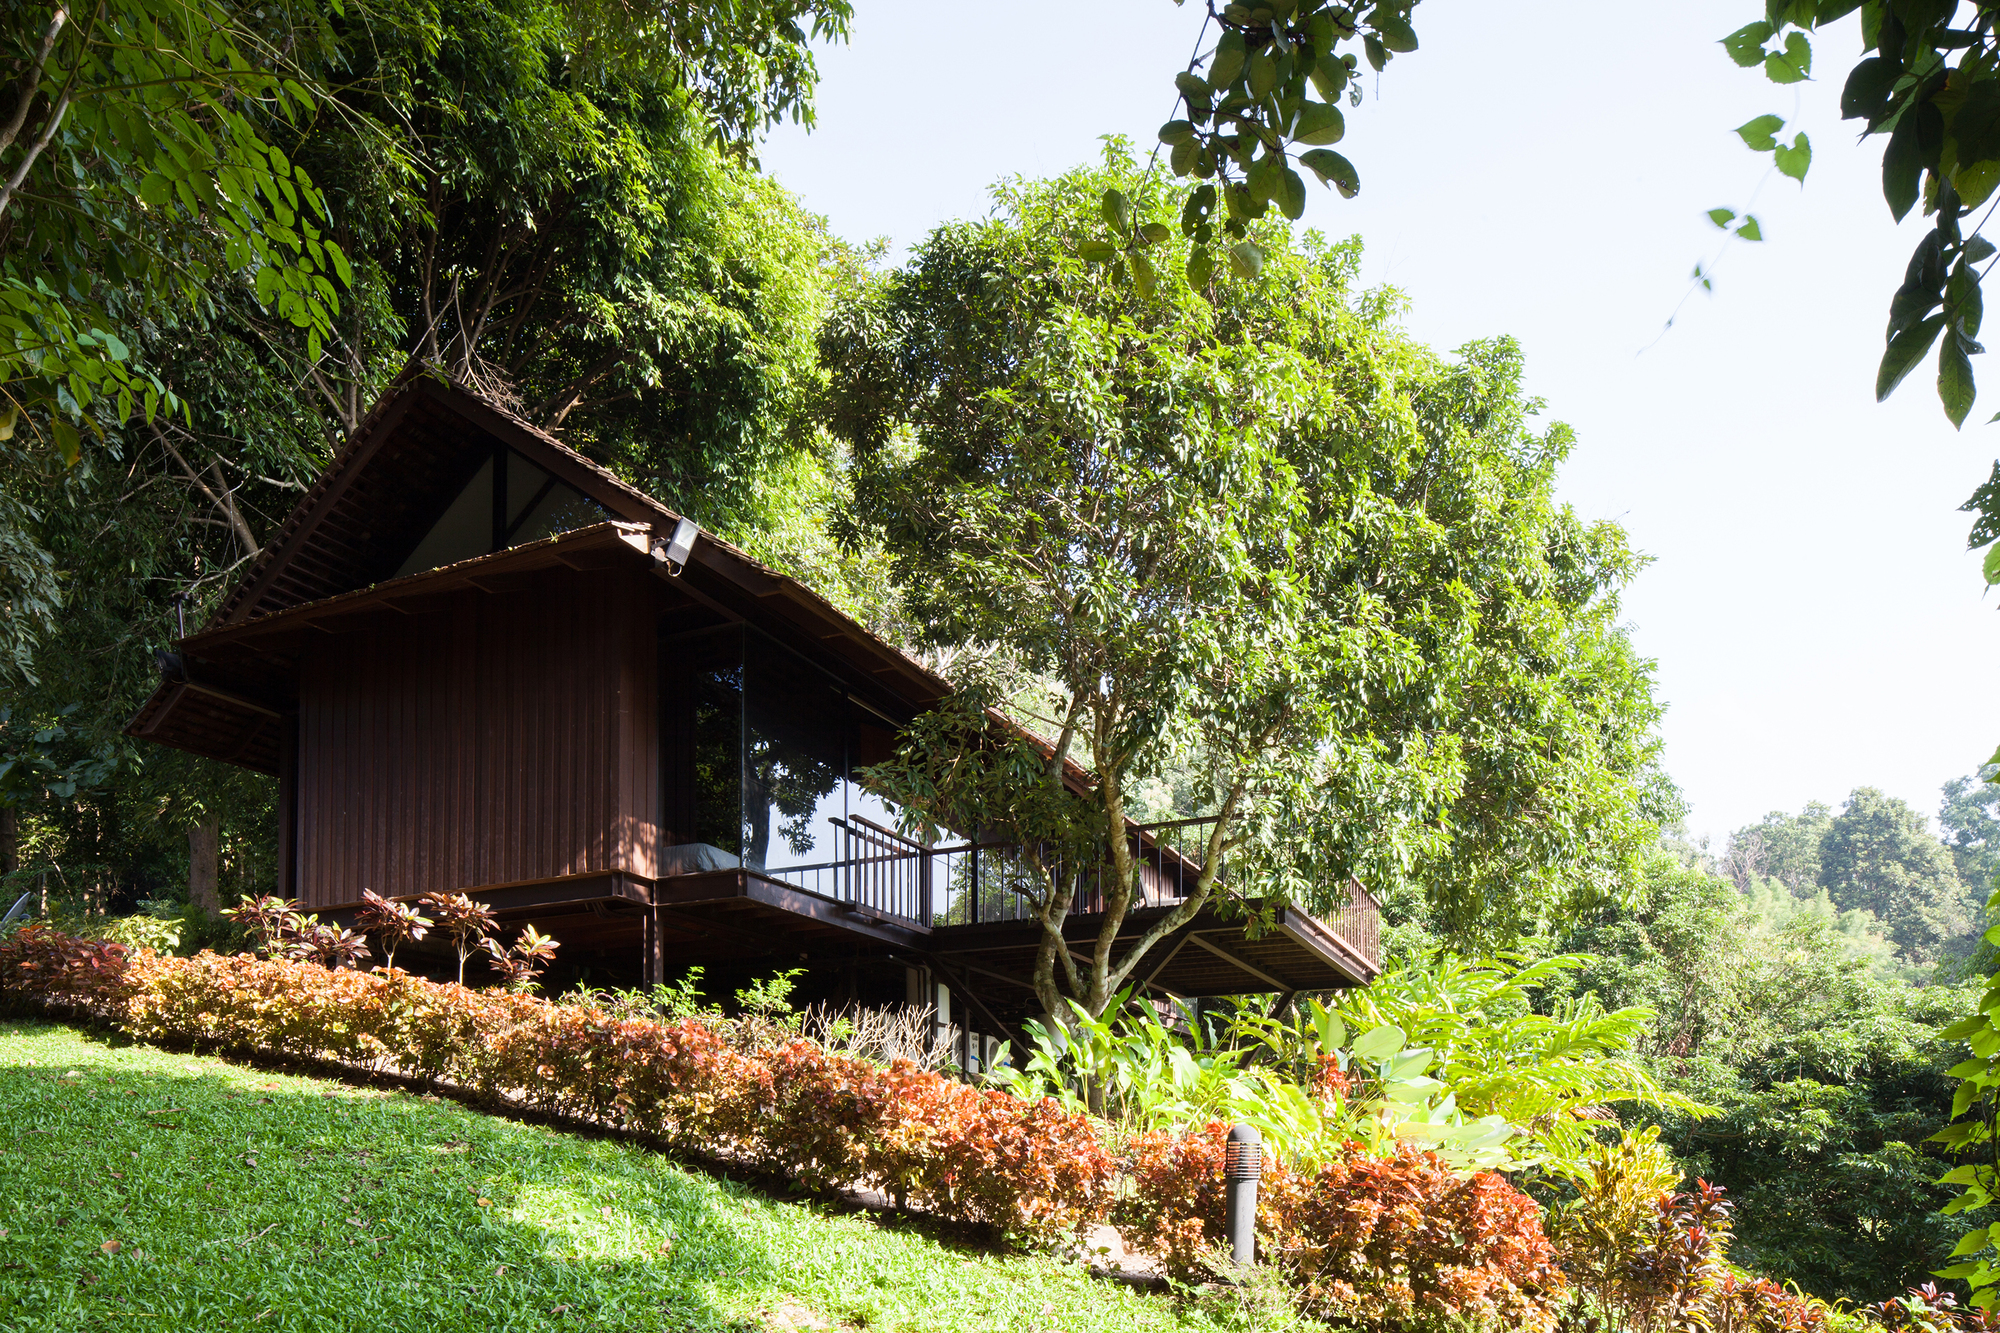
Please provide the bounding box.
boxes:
[744,813,1383,985]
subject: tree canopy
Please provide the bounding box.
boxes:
[824,147,1667,1018]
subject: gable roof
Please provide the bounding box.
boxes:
[129,372,952,771]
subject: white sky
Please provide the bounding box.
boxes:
[760,0,2000,848]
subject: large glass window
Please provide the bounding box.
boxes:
[394,447,606,579]
[660,625,909,879]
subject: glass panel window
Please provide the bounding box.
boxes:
[743,635,849,872]
[394,447,607,579]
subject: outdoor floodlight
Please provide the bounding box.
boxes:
[656,516,699,576]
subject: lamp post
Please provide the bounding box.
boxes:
[1224,1122,1262,1267]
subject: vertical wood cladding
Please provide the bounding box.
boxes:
[296,567,658,907]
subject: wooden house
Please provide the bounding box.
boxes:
[128,375,1379,1057]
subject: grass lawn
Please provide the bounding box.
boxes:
[0,1020,1239,1333]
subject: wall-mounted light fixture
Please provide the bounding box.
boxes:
[654,516,699,577]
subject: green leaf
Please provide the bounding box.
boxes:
[1228,240,1264,279]
[1277,167,1307,219]
[1773,132,1812,181]
[1879,314,1947,400]
[1299,148,1360,197]
[1187,247,1215,290]
[1707,207,1737,228]
[1737,114,1785,152]
[1973,237,1999,264]
[1310,51,1350,101]
[1158,120,1197,146]
[1364,33,1386,71]
[1129,250,1158,299]
[1737,215,1764,241]
[1372,12,1418,52]
[1210,31,1247,89]
[1764,31,1812,84]
[1841,56,1902,123]
[1351,1023,1405,1060]
[50,416,80,467]
[1075,240,1118,264]
[1884,106,1931,222]
[1246,151,1282,205]
[1101,189,1132,234]
[1171,138,1199,175]
[1721,21,1775,67]
[1953,1230,1995,1258]
[1249,51,1278,101]
[1293,100,1345,145]
[1942,334,1977,428]
[1138,222,1170,245]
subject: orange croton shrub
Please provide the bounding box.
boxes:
[1119,1120,1564,1333]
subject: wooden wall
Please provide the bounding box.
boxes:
[294,567,658,907]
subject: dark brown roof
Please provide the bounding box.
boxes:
[129,373,953,768]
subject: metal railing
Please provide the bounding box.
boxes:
[737,814,1381,969]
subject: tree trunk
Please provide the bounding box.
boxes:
[188,816,221,917]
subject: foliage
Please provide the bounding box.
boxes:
[1329,953,1698,1173]
[1715,2,2000,577]
[1119,1122,1564,1331]
[0,0,354,459]
[1545,1125,1685,1317]
[988,954,1685,1180]
[482,924,560,991]
[0,1021,1229,1333]
[354,888,431,972]
[0,704,113,809]
[990,997,1332,1158]
[1941,769,2000,904]
[1931,884,2000,1311]
[1822,789,1981,965]
[417,891,498,986]
[833,148,1668,1019]
[1119,1121,1565,1331]
[1556,841,1974,1302]
[1282,1145,1564,1333]
[218,892,297,958]
[1140,0,1423,287]
[1867,1283,2000,1332]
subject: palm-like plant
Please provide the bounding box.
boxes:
[220,894,304,958]
[353,889,432,972]
[416,891,496,986]
[293,917,372,970]
[483,924,560,992]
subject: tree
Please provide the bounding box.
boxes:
[1726,803,1833,895]
[1941,766,2000,896]
[827,148,1666,1023]
[1554,841,1972,1303]
[1822,786,1978,964]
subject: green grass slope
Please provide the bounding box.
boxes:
[0,1021,1229,1333]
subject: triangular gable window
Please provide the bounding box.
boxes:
[395,447,609,579]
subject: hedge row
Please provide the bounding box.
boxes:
[4,925,1578,1330]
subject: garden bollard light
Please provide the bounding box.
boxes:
[1224,1121,1262,1267]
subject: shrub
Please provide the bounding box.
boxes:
[1119,1121,1564,1333]
[1282,1145,1565,1333]
[1866,1283,2000,1333]
[1549,1138,1843,1333]
[0,927,1114,1245]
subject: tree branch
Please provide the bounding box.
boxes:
[0,6,67,162]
